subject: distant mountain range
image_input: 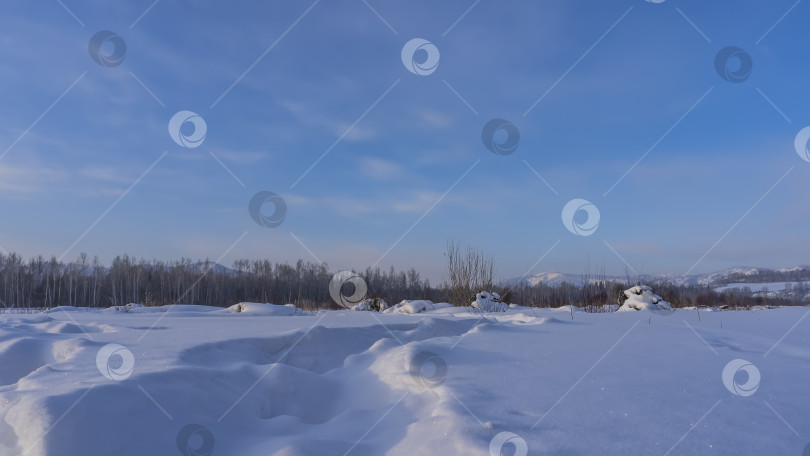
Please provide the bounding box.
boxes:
[506,266,810,288]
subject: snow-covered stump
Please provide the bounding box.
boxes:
[471,291,508,312]
[617,285,673,315]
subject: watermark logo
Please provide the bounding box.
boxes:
[328,271,368,308]
[88,31,126,67]
[561,199,600,237]
[715,46,753,83]
[409,351,447,388]
[722,359,760,397]
[401,38,440,76]
[169,111,207,148]
[645,0,666,3]
[96,343,134,381]
[481,119,520,156]
[489,431,528,456]
[176,424,215,456]
[248,191,287,228]
[794,127,810,162]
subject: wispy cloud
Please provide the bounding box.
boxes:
[359,157,404,180]
[0,162,67,194]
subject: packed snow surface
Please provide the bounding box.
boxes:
[0,303,808,455]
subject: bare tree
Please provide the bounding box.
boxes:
[445,241,496,306]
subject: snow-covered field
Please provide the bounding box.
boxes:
[1,304,808,455]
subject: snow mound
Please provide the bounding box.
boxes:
[471,291,508,312]
[548,305,584,313]
[225,302,308,316]
[109,303,145,312]
[351,298,389,312]
[42,306,82,314]
[98,304,220,314]
[617,285,672,312]
[383,300,452,314]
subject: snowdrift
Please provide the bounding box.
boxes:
[226,302,309,316]
[0,302,806,454]
[383,300,452,314]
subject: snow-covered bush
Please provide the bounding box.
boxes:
[351,298,389,312]
[470,291,508,312]
[112,303,145,313]
[617,285,672,313]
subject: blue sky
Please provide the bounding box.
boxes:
[1,0,808,283]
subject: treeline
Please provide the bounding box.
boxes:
[0,252,436,309]
[714,267,810,285]
[0,251,806,311]
[504,278,807,310]
[504,280,626,309]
